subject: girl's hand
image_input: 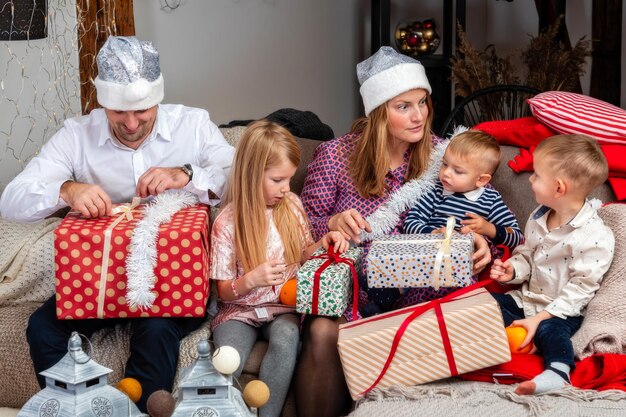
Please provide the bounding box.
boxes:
[490,259,514,282]
[460,212,496,238]
[321,231,350,254]
[246,259,287,289]
[471,233,491,274]
[328,209,372,244]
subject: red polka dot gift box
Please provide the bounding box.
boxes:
[54,203,210,319]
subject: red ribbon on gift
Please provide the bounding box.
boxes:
[341,280,492,396]
[309,245,359,319]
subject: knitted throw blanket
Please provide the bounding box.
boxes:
[572,203,626,359]
[0,218,59,305]
[350,380,626,417]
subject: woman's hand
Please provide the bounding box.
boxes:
[471,233,491,274]
[328,209,372,244]
[321,231,350,254]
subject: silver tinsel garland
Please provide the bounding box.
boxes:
[126,190,199,309]
[360,127,469,242]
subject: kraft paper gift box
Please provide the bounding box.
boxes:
[296,245,362,317]
[366,229,473,290]
[337,285,511,399]
[54,202,210,319]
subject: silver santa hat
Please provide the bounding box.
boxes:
[94,36,164,111]
[357,46,431,116]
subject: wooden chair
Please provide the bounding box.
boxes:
[439,84,542,138]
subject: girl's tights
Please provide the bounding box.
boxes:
[213,313,300,417]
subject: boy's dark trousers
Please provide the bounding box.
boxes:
[491,292,583,368]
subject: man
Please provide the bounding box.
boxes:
[0,36,235,411]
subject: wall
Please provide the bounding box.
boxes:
[1,0,624,194]
[0,0,81,192]
[133,0,364,137]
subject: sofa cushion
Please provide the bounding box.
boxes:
[528,91,626,145]
[474,116,556,148]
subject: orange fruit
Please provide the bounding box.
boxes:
[280,279,298,306]
[116,377,142,403]
[505,326,533,354]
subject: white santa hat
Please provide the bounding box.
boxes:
[94,36,164,111]
[357,46,432,116]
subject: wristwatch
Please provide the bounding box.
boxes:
[180,163,193,183]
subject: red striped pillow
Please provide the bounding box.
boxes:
[528,91,626,145]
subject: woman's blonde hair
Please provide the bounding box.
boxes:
[349,93,434,197]
[226,120,305,272]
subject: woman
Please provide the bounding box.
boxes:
[294,46,492,417]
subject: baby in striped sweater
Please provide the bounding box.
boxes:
[403,129,523,249]
[362,130,522,316]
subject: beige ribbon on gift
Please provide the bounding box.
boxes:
[431,216,455,291]
[97,197,141,318]
[372,216,456,291]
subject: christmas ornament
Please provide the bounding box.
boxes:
[395,18,441,57]
[212,345,241,375]
[116,377,143,403]
[146,390,176,417]
[242,380,270,408]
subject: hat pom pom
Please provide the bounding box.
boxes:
[124,78,151,102]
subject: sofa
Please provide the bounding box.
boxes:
[0,125,623,417]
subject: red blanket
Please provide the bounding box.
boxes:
[475,117,626,200]
[460,352,626,391]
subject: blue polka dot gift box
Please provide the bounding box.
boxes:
[366,228,473,290]
[296,245,363,317]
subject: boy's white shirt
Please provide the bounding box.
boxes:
[504,201,614,319]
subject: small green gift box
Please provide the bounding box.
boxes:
[296,245,362,317]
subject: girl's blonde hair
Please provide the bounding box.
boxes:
[226,120,305,272]
[349,93,434,197]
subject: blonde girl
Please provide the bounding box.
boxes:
[210,120,347,417]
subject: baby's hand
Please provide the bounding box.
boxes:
[460,212,496,238]
[489,258,514,282]
[321,231,349,254]
[431,227,447,235]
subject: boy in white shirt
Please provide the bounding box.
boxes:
[490,134,614,395]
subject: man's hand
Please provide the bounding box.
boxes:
[460,212,496,238]
[328,209,372,244]
[60,181,112,219]
[136,167,189,198]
